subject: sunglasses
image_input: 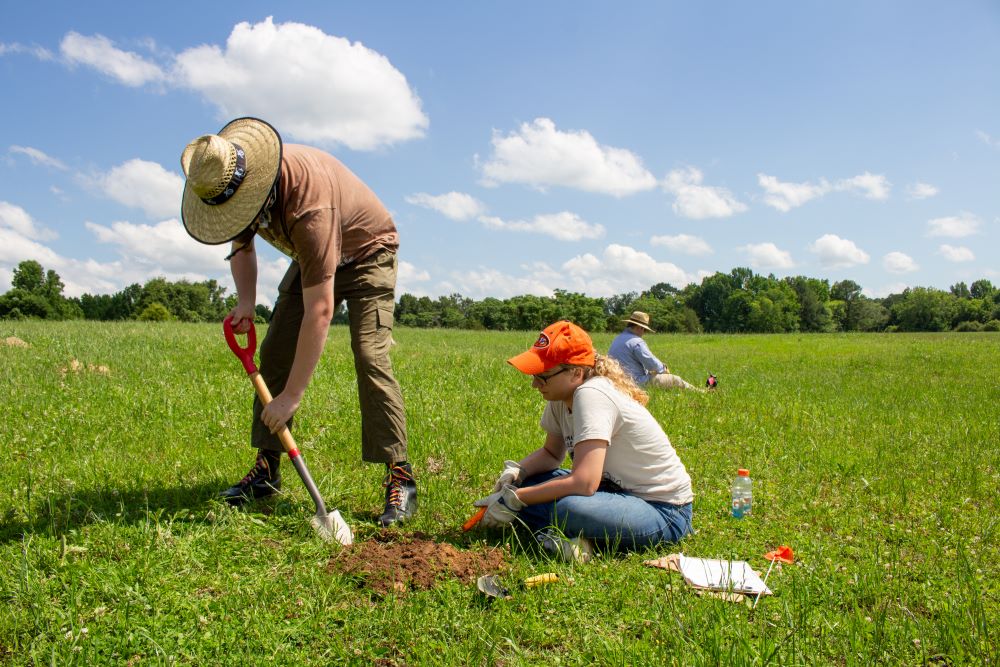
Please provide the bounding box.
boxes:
[533,367,569,385]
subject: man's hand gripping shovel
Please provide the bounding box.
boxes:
[224,316,353,545]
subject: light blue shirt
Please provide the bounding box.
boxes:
[608,329,665,385]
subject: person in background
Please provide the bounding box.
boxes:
[179,117,416,526]
[471,321,694,561]
[608,311,703,391]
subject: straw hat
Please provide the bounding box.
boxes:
[623,311,655,332]
[180,117,282,244]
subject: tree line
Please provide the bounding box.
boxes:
[2,259,999,333]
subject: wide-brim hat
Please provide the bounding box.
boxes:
[508,320,596,375]
[180,117,282,245]
[623,310,655,332]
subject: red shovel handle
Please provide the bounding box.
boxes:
[223,316,258,375]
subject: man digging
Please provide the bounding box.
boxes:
[180,117,417,527]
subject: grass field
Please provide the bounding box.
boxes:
[2,321,999,665]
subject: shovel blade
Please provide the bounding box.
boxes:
[311,510,354,545]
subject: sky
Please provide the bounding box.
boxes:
[1,1,998,305]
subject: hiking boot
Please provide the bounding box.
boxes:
[379,463,417,527]
[219,451,281,506]
[536,529,594,564]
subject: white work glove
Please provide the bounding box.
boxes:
[492,460,525,492]
[472,485,525,528]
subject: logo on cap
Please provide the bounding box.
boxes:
[533,333,550,349]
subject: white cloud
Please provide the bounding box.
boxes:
[85,219,225,275]
[479,118,657,196]
[0,226,63,267]
[560,244,692,296]
[434,245,696,299]
[906,182,939,200]
[976,130,1000,149]
[88,159,184,219]
[650,233,713,256]
[883,251,919,274]
[758,171,890,211]
[661,167,747,219]
[864,282,910,299]
[0,201,58,241]
[172,18,427,150]
[405,192,486,221]
[9,146,68,170]
[808,234,870,269]
[478,211,605,242]
[926,212,981,238]
[0,201,289,302]
[397,260,431,296]
[741,242,794,269]
[0,222,139,297]
[757,174,832,212]
[441,267,554,299]
[0,42,55,60]
[87,219,290,305]
[60,32,165,86]
[836,172,890,200]
[938,244,974,263]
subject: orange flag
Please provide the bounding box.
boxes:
[763,545,794,564]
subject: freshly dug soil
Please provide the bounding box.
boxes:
[328,531,506,595]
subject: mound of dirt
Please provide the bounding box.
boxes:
[328,531,506,595]
[60,358,111,376]
[2,336,29,348]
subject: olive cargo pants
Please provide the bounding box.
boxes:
[251,250,408,464]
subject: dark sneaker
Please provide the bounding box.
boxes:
[379,463,417,526]
[219,452,281,506]
[706,374,718,390]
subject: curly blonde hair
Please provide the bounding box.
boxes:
[571,353,648,406]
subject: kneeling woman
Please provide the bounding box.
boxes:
[474,320,694,558]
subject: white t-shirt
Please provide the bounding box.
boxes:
[540,376,694,505]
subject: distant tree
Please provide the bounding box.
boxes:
[0,289,53,319]
[891,288,956,332]
[137,302,172,322]
[3,260,80,319]
[848,298,889,332]
[256,303,274,322]
[686,272,735,332]
[786,276,832,332]
[831,280,862,303]
[970,279,995,300]
[11,260,44,293]
[950,282,971,299]
[952,298,991,328]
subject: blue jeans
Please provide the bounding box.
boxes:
[516,469,693,552]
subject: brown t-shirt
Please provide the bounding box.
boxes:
[253,144,399,288]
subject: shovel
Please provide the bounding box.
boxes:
[223,316,353,545]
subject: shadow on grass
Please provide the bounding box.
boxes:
[0,480,230,543]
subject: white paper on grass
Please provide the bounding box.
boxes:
[678,555,772,595]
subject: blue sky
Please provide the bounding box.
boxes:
[1,1,998,304]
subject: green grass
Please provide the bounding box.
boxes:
[2,321,999,665]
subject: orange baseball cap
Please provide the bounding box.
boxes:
[508,320,596,375]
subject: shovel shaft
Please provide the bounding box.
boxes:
[289,452,328,516]
[249,370,330,516]
[249,373,298,455]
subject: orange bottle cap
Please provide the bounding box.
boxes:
[738,468,750,476]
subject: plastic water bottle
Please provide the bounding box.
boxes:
[731,468,752,518]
